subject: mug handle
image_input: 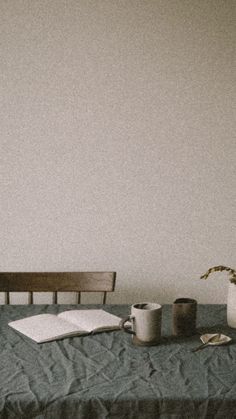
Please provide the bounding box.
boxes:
[119,315,135,335]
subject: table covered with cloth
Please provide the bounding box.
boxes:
[1,304,236,419]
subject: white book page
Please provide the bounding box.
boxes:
[58,309,121,332]
[8,314,85,343]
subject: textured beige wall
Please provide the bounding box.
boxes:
[1,0,235,304]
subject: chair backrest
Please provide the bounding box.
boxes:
[0,272,116,305]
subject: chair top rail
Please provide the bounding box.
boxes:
[0,272,116,292]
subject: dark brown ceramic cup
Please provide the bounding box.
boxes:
[172,298,197,337]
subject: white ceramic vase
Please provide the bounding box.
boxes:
[227,282,236,328]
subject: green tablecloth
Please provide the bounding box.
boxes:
[0,304,236,419]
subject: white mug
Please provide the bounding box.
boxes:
[120,302,162,346]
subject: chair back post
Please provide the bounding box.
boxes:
[5,292,10,305]
[103,291,107,304]
[53,292,57,304]
[28,291,33,305]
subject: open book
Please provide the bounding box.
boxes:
[8,309,122,343]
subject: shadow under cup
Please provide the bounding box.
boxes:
[172,298,197,337]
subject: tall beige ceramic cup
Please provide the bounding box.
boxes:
[120,302,162,346]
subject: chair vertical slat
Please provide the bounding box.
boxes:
[5,292,10,305]
[53,292,57,304]
[28,292,33,304]
[77,292,81,304]
[102,292,107,304]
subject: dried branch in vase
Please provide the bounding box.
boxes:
[200,266,236,284]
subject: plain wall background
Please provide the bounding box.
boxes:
[1,0,235,304]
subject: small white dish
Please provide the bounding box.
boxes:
[200,333,232,346]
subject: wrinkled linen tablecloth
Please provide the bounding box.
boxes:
[0,304,236,419]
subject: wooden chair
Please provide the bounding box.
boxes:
[0,272,116,305]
